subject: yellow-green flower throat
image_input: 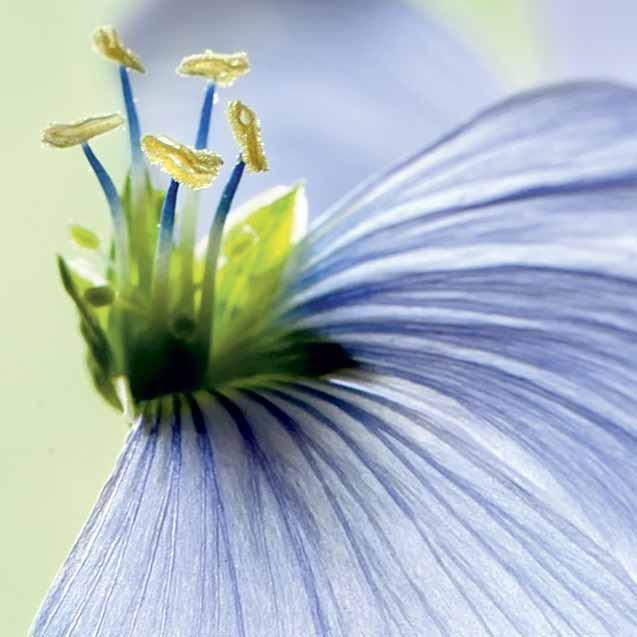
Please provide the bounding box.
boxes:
[43,27,352,415]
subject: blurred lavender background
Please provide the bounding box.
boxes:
[123,0,500,215]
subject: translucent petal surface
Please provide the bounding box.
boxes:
[32,384,637,636]
[123,0,499,214]
[33,83,637,635]
[286,84,637,553]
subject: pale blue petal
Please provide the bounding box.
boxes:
[294,81,637,276]
[543,0,637,85]
[32,384,637,636]
[278,81,637,628]
[123,0,499,213]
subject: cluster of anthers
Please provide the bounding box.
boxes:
[41,27,316,416]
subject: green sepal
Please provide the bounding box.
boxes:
[57,256,119,409]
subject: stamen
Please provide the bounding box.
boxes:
[142,135,223,190]
[177,51,249,87]
[41,114,123,148]
[92,27,145,165]
[69,224,100,250]
[118,63,147,286]
[177,81,217,317]
[93,26,145,73]
[151,179,180,318]
[227,100,269,173]
[119,65,144,167]
[197,158,246,359]
[81,143,130,288]
[195,82,216,150]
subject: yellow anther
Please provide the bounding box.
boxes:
[227,100,269,173]
[177,50,250,87]
[93,26,145,73]
[41,113,124,149]
[141,135,223,190]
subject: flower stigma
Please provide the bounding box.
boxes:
[43,27,354,416]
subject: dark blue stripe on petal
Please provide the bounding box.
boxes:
[187,394,247,637]
[212,390,332,637]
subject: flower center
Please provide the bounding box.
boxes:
[43,27,354,415]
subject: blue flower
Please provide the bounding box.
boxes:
[33,24,637,637]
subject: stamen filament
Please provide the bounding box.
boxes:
[198,158,246,361]
[81,142,130,288]
[178,81,217,316]
[116,52,147,289]
[195,81,216,150]
[119,65,143,167]
[151,179,180,319]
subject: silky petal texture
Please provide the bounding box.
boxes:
[282,82,637,628]
[33,83,637,636]
[123,0,499,214]
[31,385,637,636]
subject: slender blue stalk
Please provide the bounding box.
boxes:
[198,159,246,357]
[178,82,218,312]
[119,65,143,167]
[195,82,216,149]
[151,179,180,317]
[119,65,149,290]
[216,160,246,228]
[82,143,129,287]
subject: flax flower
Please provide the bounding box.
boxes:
[32,24,637,637]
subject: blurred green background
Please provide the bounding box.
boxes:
[0,0,542,633]
[1,1,129,633]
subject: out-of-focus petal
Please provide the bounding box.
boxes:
[293,82,637,278]
[123,0,500,213]
[542,0,637,85]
